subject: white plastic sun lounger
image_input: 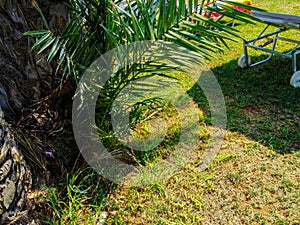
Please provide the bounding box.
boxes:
[237,10,300,87]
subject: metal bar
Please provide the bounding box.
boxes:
[276,36,300,44]
[292,50,300,73]
[247,33,278,68]
[252,24,270,45]
[246,44,293,58]
[243,39,250,67]
[241,24,300,73]
[249,56,273,67]
[244,28,284,44]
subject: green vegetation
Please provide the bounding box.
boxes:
[26,0,255,163]
[44,170,111,225]
[26,0,299,224]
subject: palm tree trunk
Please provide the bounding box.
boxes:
[0,106,32,223]
[0,0,68,223]
[0,0,68,119]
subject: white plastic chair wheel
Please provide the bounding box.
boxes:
[238,54,251,68]
[290,71,300,88]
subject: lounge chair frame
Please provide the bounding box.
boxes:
[238,10,300,87]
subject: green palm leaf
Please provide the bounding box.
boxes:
[25,0,262,160]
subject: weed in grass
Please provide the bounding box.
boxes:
[43,169,112,225]
[215,151,237,164]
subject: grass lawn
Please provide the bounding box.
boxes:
[41,0,300,224]
[103,1,300,224]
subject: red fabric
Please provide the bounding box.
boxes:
[204,2,252,19]
[204,11,222,18]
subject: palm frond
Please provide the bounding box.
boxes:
[26,0,262,162]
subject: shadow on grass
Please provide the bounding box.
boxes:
[189,54,300,154]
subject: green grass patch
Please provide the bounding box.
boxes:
[42,0,300,224]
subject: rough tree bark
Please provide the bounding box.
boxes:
[0,0,69,223]
[0,106,32,224]
[0,0,68,119]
